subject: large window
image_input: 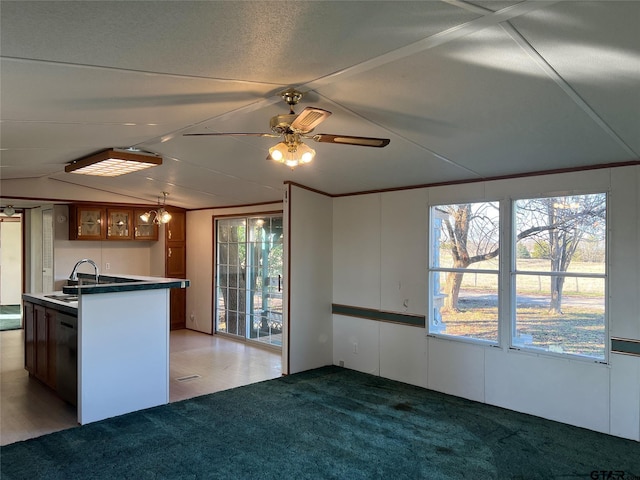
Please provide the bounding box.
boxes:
[512,194,607,361]
[429,202,500,344]
[428,193,608,362]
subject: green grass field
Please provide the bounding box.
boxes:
[435,257,606,359]
[436,257,605,296]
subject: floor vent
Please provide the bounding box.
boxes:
[176,374,201,382]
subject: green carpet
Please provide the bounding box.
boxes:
[1,366,638,479]
[0,305,21,331]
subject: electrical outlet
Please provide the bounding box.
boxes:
[105,263,110,270]
[339,360,344,367]
[353,343,358,354]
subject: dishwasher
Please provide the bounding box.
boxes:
[56,312,78,406]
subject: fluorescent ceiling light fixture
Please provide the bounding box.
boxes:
[65,149,162,177]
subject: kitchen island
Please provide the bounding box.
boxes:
[23,273,189,425]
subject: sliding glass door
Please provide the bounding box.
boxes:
[215,215,283,347]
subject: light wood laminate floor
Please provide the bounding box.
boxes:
[0,328,282,446]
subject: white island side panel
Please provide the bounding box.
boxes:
[78,288,170,424]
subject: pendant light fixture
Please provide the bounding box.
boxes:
[140,192,172,225]
[2,205,16,217]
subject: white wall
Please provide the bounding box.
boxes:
[185,202,283,335]
[333,188,429,387]
[607,166,640,439]
[332,194,381,309]
[287,185,333,374]
[331,166,640,441]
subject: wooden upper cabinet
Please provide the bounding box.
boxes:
[68,204,159,241]
[69,205,106,240]
[166,210,186,242]
[107,209,133,240]
[165,211,186,278]
[133,208,158,241]
[165,209,187,330]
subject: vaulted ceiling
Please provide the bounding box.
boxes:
[1,1,638,210]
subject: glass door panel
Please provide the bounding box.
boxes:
[247,216,283,346]
[216,218,247,336]
[216,215,282,347]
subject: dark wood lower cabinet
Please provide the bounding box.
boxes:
[46,309,57,389]
[24,302,62,390]
[34,305,49,384]
[170,288,187,330]
[24,302,35,374]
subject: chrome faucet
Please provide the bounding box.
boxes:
[69,258,100,284]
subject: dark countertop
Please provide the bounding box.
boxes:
[22,293,78,315]
[23,273,189,314]
[61,273,189,295]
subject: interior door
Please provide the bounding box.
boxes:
[41,209,54,292]
[0,215,23,306]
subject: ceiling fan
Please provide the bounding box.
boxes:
[183,89,390,168]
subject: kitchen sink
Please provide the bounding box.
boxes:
[45,294,79,303]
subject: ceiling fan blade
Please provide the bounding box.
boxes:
[290,107,332,133]
[311,134,390,148]
[183,132,278,138]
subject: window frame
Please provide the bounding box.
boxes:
[426,191,610,364]
[427,200,502,347]
[508,192,609,364]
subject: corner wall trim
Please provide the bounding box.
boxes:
[611,337,640,357]
[332,304,425,327]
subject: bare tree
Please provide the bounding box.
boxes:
[436,203,499,311]
[520,195,606,313]
[436,194,605,313]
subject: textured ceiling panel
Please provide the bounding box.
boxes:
[0,59,276,124]
[0,1,477,84]
[317,23,634,176]
[0,1,637,209]
[510,1,640,154]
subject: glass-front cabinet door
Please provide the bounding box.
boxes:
[73,206,106,240]
[107,209,132,239]
[215,215,283,347]
[133,208,158,240]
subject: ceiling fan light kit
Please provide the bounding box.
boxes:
[65,148,162,177]
[184,88,390,168]
[268,139,316,168]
